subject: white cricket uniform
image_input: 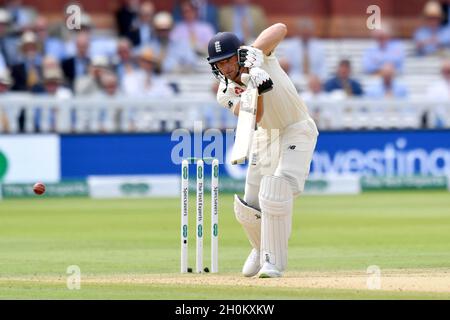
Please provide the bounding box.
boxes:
[217,51,319,207]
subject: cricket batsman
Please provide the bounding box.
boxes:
[207,23,319,278]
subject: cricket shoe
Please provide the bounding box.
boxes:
[242,248,261,277]
[258,261,282,278]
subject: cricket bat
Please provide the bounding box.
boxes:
[230,85,258,165]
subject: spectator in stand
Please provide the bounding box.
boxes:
[64,14,117,59]
[96,72,124,132]
[440,0,450,26]
[0,8,17,67]
[300,75,332,129]
[75,55,111,96]
[114,38,138,84]
[365,63,408,99]
[301,75,328,102]
[61,32,91,89]
[41,55,60,70]
[122,47,175,97]
[33,16,66,61]
[324,59,364,97]
[173,0,219,32]
[40,55,65,91]
[277,18,326,80]
[426,59,450,98]
[4,0,36,33]
[425,59,450,127]
[218,0,266,43]
[29,55,64,91]
[0,69,13,132]
[362,24,405,74]
[122,47,176,131]
[32,66,72,132]
[18,57,71,133]
[11,31,43,91]
[127,1,155,48]
[99,71,122,98]
[414,1,450,56]
[115,0,140,38]
[149,11,198,73]
[0,69,12,92]
[97,70,134,131]
[33,65,72,98]
[170,0,215,57]
[11,32,46,130]
[73,57,114,130]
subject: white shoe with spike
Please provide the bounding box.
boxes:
[242,248,261,277]
[258,261,282,278]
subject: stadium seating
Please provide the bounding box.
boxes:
[1,36,449,133]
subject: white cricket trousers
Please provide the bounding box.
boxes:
[243,118,319,208]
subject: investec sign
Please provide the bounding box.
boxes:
[311,137,450,177]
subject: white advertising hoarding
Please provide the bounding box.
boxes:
[88,175,179,198]
[0,135,60,183]
[304,175,361,195]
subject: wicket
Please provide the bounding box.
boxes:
[181,157,219,273]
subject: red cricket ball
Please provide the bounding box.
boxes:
[33,182,46,195]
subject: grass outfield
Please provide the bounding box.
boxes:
[0,191,449,299]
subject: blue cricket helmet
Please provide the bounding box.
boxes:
[207,32,242,88]
[207,32,241,64]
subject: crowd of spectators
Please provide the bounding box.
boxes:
[0,0,269,131]
[0,0,267,98]
[0,0,449,131]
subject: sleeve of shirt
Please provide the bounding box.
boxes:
[323,78,335,92]
[169,24,182,42]
[413,28,424,42]
[437,27,450,46]
[352,80,364,96]
[313,42,327,80]
[161,52,177,73]
[392,42,405,72]
[0,52,6,73]
[202,23,216,48]
[362,48,377,74]
[216,82,241,113]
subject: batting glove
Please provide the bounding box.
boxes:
[243,67,273,95]
[238,46,264,69]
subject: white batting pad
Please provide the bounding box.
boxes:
[234,194,262,250]
[258,175,293,271]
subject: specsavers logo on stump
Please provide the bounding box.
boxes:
[0,151,8,181]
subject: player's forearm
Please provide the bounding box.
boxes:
[252,23,287,56]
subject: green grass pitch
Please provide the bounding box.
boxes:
[0,191,449,299]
